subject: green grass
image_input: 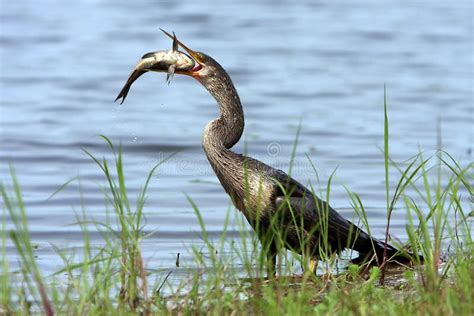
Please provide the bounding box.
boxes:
[1,94,473,315]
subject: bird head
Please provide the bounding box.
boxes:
[160,29,224,82]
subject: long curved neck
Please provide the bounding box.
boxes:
[199,70,244,151]
[196,61,251,212]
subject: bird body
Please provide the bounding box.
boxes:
[190,54,383,266]
[116,31,416,275]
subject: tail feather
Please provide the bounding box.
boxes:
[350,229,422,265]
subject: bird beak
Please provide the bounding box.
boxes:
[160,29,204,75]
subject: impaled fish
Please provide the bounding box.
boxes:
[115,33,195,104]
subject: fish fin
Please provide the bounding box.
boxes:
[172,32,178,51]
[115,69,147,104]
[166,65,175,84]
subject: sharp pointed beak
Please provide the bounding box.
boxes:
[160,29,204,71]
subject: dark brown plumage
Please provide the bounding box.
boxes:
[193,55,412,273]
[117,32,417,275]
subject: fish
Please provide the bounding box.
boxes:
[115,32,195,104]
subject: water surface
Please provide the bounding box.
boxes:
[1,0,472,278]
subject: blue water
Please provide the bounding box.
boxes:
[1,0,472,278]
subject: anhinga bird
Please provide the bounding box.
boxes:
[116,31,414,275]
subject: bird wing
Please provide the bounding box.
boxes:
[275,194,366,250]
[266,165,374,254]
[241,157,404,261]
